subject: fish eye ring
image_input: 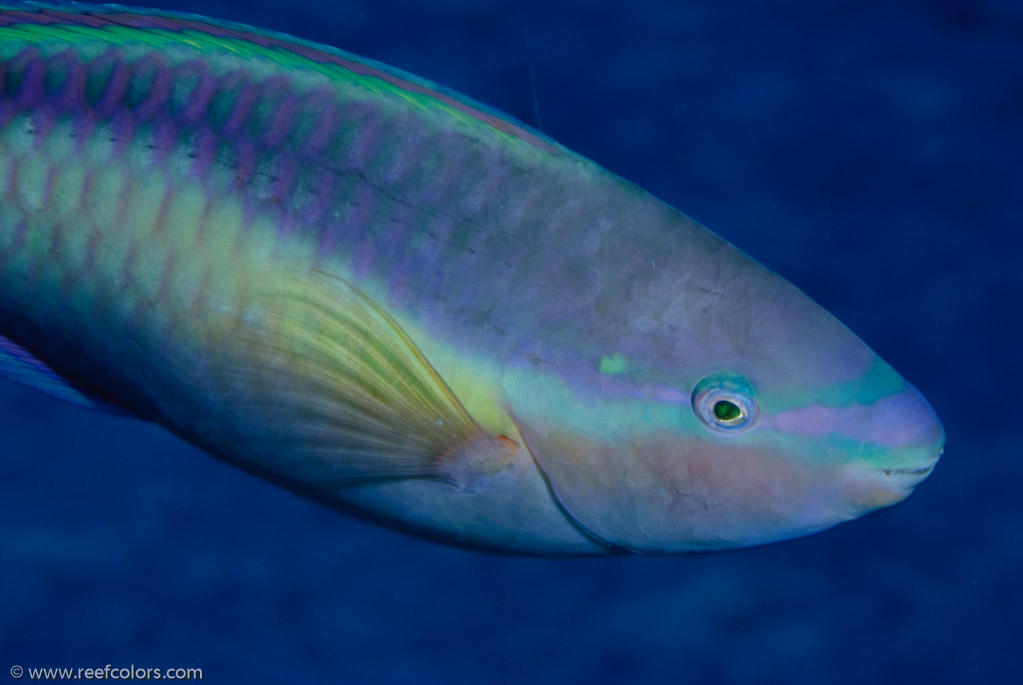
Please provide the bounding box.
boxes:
[692,374,758,432]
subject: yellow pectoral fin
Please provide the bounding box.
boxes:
[228,269,514,485]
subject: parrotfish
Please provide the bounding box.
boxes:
[0,2,943,554]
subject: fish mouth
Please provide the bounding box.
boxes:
[875,443,943,493]
[854,445,942,511]
[878,463,937,491]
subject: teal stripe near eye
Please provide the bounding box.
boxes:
[759,357,907,413]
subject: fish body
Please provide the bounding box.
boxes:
[0,3,943,554]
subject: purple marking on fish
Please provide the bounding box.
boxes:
[176,60,217,124]
[273,213,297,248]
[45,8,107,29]
[133,54,172,121]
[110,109,136,157]
[32,106,57,148]
[233,137,257,186]
[224,80,258,135]
[52,50,85,111]
[299,162,334,228]
[72,109,97,153]
[305,90,339,155]
[96,58,131,116]
[151,116,179,164]
[340,100,382,173]
[270,155,296,206]
[261,77,297,148]
[13,48,43,108]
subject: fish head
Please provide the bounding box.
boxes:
[507,241,944,553]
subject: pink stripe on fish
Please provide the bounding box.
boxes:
[769,387,942,448]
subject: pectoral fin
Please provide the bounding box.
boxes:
[230,270,514,485]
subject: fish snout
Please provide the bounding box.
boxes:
[867,383,944,495]
[867,384,945,453]
[829,384,944,512]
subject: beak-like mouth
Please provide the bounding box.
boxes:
[879,463,937,490]
[877,443,943,493]
[855,444,942,510]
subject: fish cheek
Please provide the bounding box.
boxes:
[519,420,848,552]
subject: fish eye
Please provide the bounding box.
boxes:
[692,374,757,432]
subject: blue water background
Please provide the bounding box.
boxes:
[2,1,1019,683]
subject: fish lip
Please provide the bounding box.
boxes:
[880,465,935,478]
[875,448,942,491]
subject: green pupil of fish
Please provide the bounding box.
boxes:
[713,400,742,422]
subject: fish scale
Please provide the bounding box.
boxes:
[0,3,943,554]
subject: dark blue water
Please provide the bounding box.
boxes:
[2,1,1019,683]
